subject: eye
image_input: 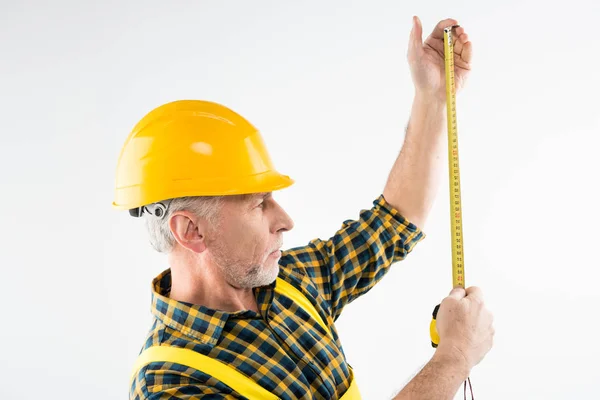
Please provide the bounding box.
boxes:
[254,194,271,209]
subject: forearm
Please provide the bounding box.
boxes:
[392,351,470,400]
[383,93,446,230]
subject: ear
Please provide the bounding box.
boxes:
[168,211,208,253]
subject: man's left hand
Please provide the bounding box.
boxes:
[407,16,473,102]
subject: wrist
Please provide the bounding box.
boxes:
[431,345,472,381]
[413,90,446,110]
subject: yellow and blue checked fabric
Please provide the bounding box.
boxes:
[130,194,425,399]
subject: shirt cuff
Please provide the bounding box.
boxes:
[373,194,427,245]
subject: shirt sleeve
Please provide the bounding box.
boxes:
[279,194,426,321]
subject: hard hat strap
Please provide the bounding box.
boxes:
[129,200,172,219]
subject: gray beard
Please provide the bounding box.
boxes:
[211,244,279,289]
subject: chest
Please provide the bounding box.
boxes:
[221,304,351,399]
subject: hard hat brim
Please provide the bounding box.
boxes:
[112,170,295,210]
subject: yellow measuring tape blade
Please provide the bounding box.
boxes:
[443,26,465,289]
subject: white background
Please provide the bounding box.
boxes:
[1,1,599,399]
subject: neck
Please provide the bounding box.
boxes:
[167,251,260,313]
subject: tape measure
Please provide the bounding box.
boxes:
[430,25,465,348]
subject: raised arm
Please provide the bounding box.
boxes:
[384,17,472,230]
[281,194,425,320]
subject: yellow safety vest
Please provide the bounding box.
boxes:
[131,278,361,399]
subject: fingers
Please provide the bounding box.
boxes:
[429,18,459,40]
[453,26,465,45]
[445,30,473,68]
[461,41,473,64]
[423,23,467,58]
[466,286,484,302]
[415,18,473,69]
[452,32,468,55]
[447,287,466,300]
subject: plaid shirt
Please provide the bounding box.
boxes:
[130,194,425,399]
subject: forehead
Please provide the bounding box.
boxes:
[219,192,272,221]
[233,192,270,203]
[249,192,270,199]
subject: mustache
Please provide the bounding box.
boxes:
[270,241,283,253]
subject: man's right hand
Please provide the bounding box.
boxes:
[392,286,494,399]
[434,286,495,372]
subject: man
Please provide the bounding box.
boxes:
[113,16,494,400]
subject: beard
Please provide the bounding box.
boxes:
[238,260,279,288]
[209,237,280,289]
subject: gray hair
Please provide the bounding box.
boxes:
[144,196,225,253]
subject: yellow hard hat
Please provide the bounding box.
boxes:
[112,100,294,213]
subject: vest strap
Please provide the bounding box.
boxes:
[131,278,361,399]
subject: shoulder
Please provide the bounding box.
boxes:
[130,321,244,399]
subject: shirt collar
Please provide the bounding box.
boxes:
[150,268,265,345]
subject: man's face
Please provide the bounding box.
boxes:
[205,192,294,289]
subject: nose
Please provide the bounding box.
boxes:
[273,202,294,233]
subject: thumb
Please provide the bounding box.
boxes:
[447,287,466,300]
[410,16,423,48]
[408,16,424,59]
